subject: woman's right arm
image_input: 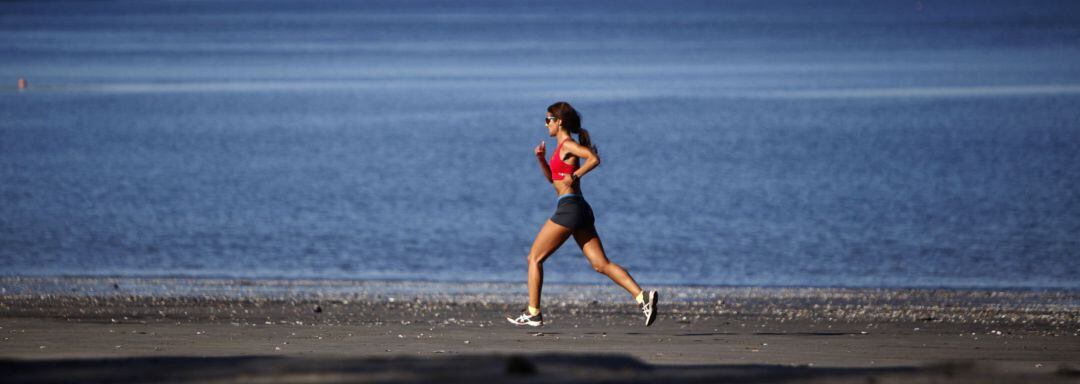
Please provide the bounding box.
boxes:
[534,141,552,184]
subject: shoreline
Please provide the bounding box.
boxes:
[5,275,1080,301]
[5,275,1079,327]
[5,274,1079,294]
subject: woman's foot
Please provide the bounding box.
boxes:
[506,309,543,327]
[641,290,659,326]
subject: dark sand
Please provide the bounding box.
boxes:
[1,277,1078,383]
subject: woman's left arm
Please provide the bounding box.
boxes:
[562,141,601,181]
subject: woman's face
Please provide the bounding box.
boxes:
[545,113,558,136]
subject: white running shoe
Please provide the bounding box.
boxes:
[641,291,659,327]
[506,309,543,327]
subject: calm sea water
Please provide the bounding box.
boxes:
[2,0,1079,290]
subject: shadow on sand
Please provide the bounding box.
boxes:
[1,353,1073,383]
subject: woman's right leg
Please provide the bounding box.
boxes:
[527,219,573,310]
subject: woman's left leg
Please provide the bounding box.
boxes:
[573,226,642,297]
[527,220,574,310]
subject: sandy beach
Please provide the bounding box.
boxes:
[1,277,1078,383]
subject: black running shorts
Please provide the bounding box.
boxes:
[550,194,595,230]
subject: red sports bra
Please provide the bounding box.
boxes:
[549,139,578,180]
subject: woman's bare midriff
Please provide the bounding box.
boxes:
[553,183,581,196]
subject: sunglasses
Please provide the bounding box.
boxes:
[545,116,557,124]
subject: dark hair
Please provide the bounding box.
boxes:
[547,101,597,155]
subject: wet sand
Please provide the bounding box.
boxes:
[1,278,1079,382]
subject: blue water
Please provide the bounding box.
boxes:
[2,0,1079,290]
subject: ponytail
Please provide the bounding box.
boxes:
[577,127,597,156]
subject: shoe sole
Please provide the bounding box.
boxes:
[645,291,659,327]
[506,317,543,327]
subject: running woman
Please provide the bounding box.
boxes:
[507,101,659,327]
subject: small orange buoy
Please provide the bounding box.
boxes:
[17,78,28,90]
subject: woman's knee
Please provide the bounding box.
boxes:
[527,253,546,265]
[591,261,609,274]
